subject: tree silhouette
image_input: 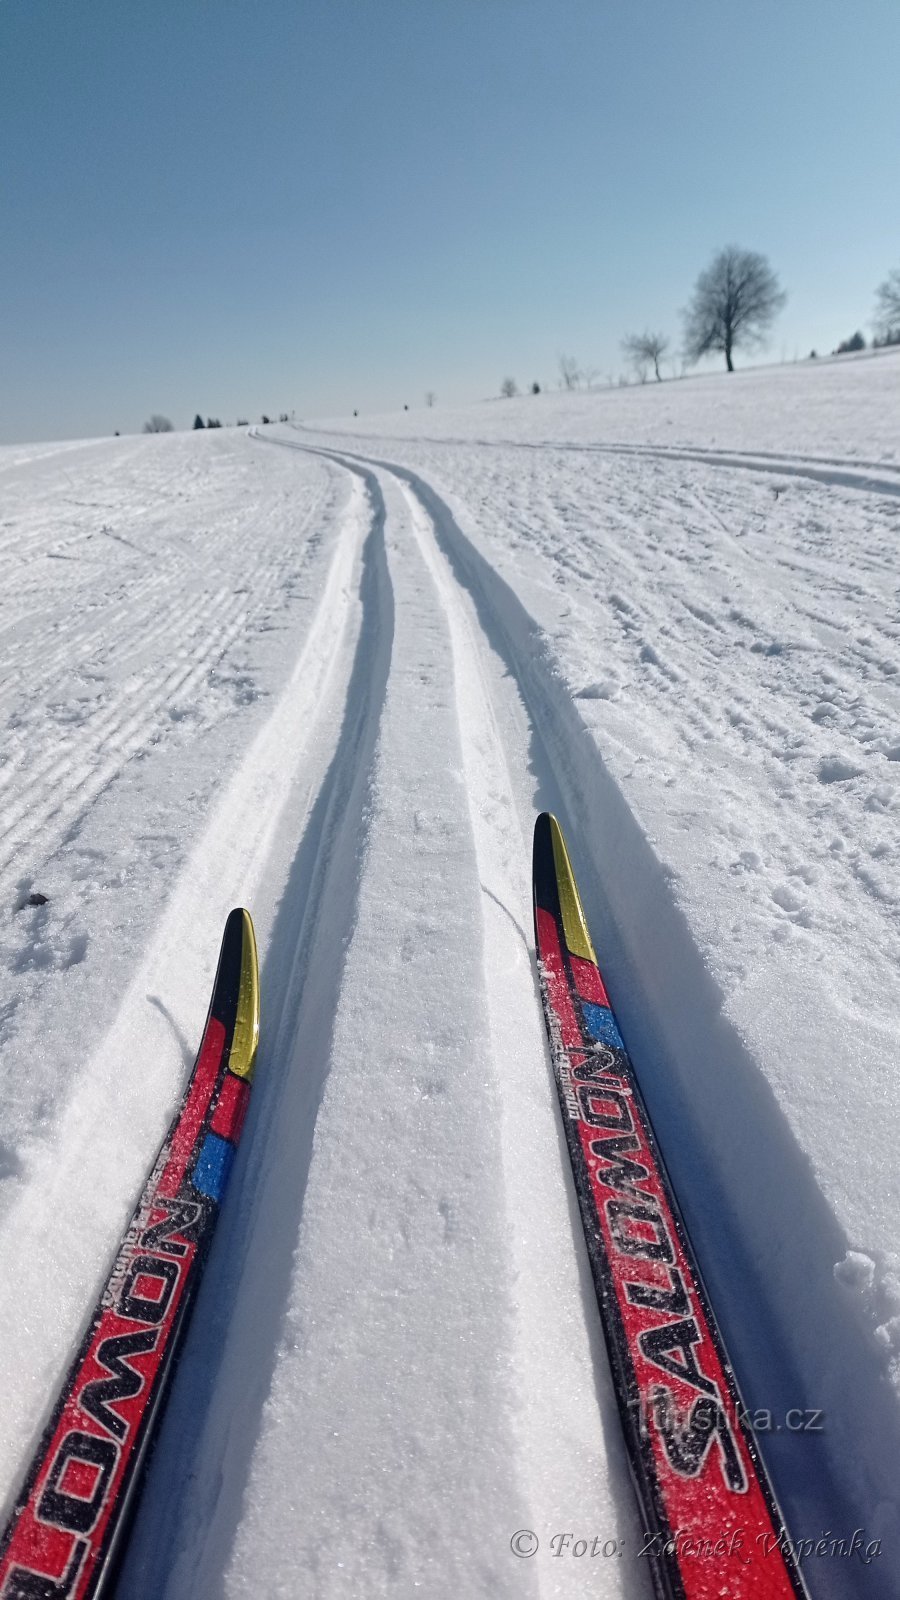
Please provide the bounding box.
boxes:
[683,247,786,372]
[874,268,900,342]
[622,331,669,382]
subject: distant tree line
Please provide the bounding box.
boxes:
[142,411,293,433]
[141,253,900,437]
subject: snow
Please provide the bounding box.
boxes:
[1,349,900,1597]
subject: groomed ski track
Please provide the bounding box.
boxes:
[126,433,898,1599]
[114,440,650,1600]
[2,365,900,1597]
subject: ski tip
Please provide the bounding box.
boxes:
[532,812,557,914]
[533,813,597,966]
[228,908,259,1083]
[532,811,556,880]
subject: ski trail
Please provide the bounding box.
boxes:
[117,461,396,1600]
[294,444,900,1598]
[0,470,370,1511]
[401,463,900,1599]
[629,441,900,478]
[134,437,649,1600]
[398,477,650,1596]
[561,441,900,502]
[294,422,900,501]
[224,468,532,1599]
[0,435,345,1191]
[123,456,566,1600]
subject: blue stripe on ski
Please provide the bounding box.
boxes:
[581,1001,624,1051]
[192,1132,235,1201]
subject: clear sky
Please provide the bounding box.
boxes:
[1,0,898,441]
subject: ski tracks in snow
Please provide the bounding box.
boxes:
[5,415,900,1597]
[0,443,369,1518]
[118,445,647,1600]
[115,432,900,1599]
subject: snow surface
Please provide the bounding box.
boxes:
[1,350,900,1598]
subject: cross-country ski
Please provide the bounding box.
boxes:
[532,811,808,1598]
[0,910,259,1600]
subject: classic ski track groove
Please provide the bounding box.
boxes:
[0,467,371,1513]
[115,451,397,1600]
[101,434,636,1600]
[394,473,648,1593]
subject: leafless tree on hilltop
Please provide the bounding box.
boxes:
[621,331,670,382]
[683,246,786,372]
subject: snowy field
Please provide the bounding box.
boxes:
[1,348,899,1598]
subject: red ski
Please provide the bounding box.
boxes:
[533,813,808,1599]
[0,908,259,1600]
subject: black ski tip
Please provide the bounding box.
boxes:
[532,811,554,871]
[209,908,254,1036]
[532,812,562,922]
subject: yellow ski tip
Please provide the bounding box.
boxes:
[548,815,598,964]
[229,908,260,1082]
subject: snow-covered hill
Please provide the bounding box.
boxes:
[2,350,899,1598]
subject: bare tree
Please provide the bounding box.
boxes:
[621,331,669,382]
[874,268,900,342]
[558,354,581,390]
[143,414,174,433]
[683,246,786,372]
[500,377,518,398]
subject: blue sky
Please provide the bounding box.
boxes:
[1,0,898,441]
